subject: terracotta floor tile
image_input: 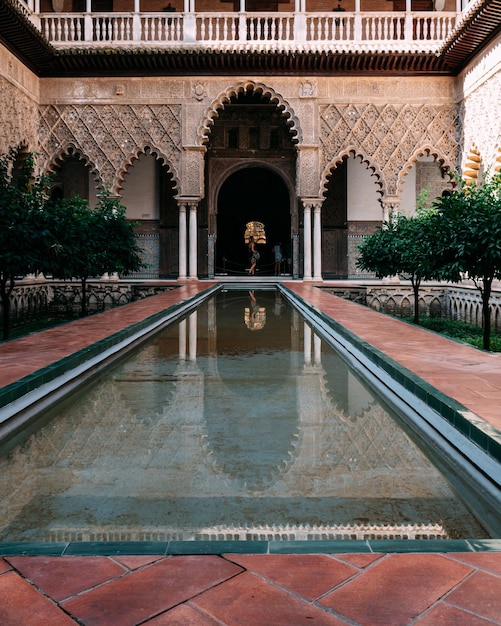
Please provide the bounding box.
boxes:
[333,553,385,569]
[319,553,473,626]
[414,602,497,625]
[192,570,348,625]
[447,552,501,575]
[112,555,166,570]
[229,554,359,600]
[6,556,126,602]
[0,558,12,574]
[445,570,501,623]
[0,571,75,626]
[146,603,222,625]
[62,555,242,626]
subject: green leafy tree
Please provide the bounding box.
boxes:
[43,190,143,316]
[0,148,50,340]
[357,211,439,324]
[432,172,501,350]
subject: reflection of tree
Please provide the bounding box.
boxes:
[244,221,266,244]
[245,290,266,330]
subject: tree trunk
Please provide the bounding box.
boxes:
[0,275,14,341]
[481,278,492,351]
[81,277,88,317]
[412,276,421,324]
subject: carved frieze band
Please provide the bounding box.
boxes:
[319,103,460,196]
[38,103,182,192]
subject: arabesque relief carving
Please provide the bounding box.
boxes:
[0,77,38,155]
[38,104,182,192]
[319,103,460,197]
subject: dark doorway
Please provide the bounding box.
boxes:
[216,167,290,276]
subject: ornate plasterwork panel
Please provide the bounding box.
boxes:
[38,104,182,193]
[0,77,38,156]
[461,69,501,173]
[319,103,460,197]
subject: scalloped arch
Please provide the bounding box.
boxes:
[462,144,482,184]
[197,80,301,145]
[46,144,103,190]
[320,149,384,198]
[116,144,180,194]
[397,146,455,196]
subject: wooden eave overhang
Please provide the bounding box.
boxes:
[0,0,55,74]
[1,0,499,77]
[440,0,501,72]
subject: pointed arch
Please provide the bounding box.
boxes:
[197,80,301,146]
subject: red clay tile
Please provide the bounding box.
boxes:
[334,553,385,569]
[414,601,496,625]
[0,559,12,574]
[62,555,242,626]
[0,571,75,626]
[319,553,473,626]
[192,570,348,625]
[6,556,126,602]
[447,552,501,575]
[445,570,501,623]
[146,603,222,625]
[112,555,166,570]
[229,554,359,600]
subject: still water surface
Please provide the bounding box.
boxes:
[0,290,487,541]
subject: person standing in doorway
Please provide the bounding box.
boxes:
[248,236,259,275]
[273,241,283,275]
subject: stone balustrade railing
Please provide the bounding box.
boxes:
[32,11,459,51]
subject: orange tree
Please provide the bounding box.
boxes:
[0,148,50,340]
[432,173,501,351]
[357,210,439,324]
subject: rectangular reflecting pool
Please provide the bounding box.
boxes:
[0,289,490,542]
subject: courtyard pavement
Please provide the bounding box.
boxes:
[0,280,500,626]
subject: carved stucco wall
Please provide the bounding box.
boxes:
[460,37,501,174]
[319,102,460,198]
[0,45,39,156]
[38,103,182,194]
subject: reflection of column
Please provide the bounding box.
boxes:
[303,203,312,280]
[189,311,197,362]
[179,318,187,361]
[314,333,321,366]
[304,322,312,365]
[178,203,187,280]
[188,202,198,280]
[313,202,322,281]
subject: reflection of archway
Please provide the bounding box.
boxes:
[216,167,291,275]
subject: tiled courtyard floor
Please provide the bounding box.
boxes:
[0,280,500,625]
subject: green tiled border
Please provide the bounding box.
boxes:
[282,285,501,464]
[0,539,500,556]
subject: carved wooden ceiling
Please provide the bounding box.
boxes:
[1,0,500,77]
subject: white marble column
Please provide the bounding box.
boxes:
[189,311,197,361]
[313,202,323,281]
[303,203,312,280]
[178,203,187,280]
[188,202,198,280]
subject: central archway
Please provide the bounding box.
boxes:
[216,167,291,276]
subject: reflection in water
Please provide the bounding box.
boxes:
[0,290,488,542]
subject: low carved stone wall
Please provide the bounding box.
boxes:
[2,280,176,329]
[323,282,501,331]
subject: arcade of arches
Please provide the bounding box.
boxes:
[2,42,501,279]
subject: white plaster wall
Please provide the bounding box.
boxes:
[347,157,382,221]
[399,165,417,217]
[120,154,159,220]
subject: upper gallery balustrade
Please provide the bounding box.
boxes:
[18,0,477,53]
